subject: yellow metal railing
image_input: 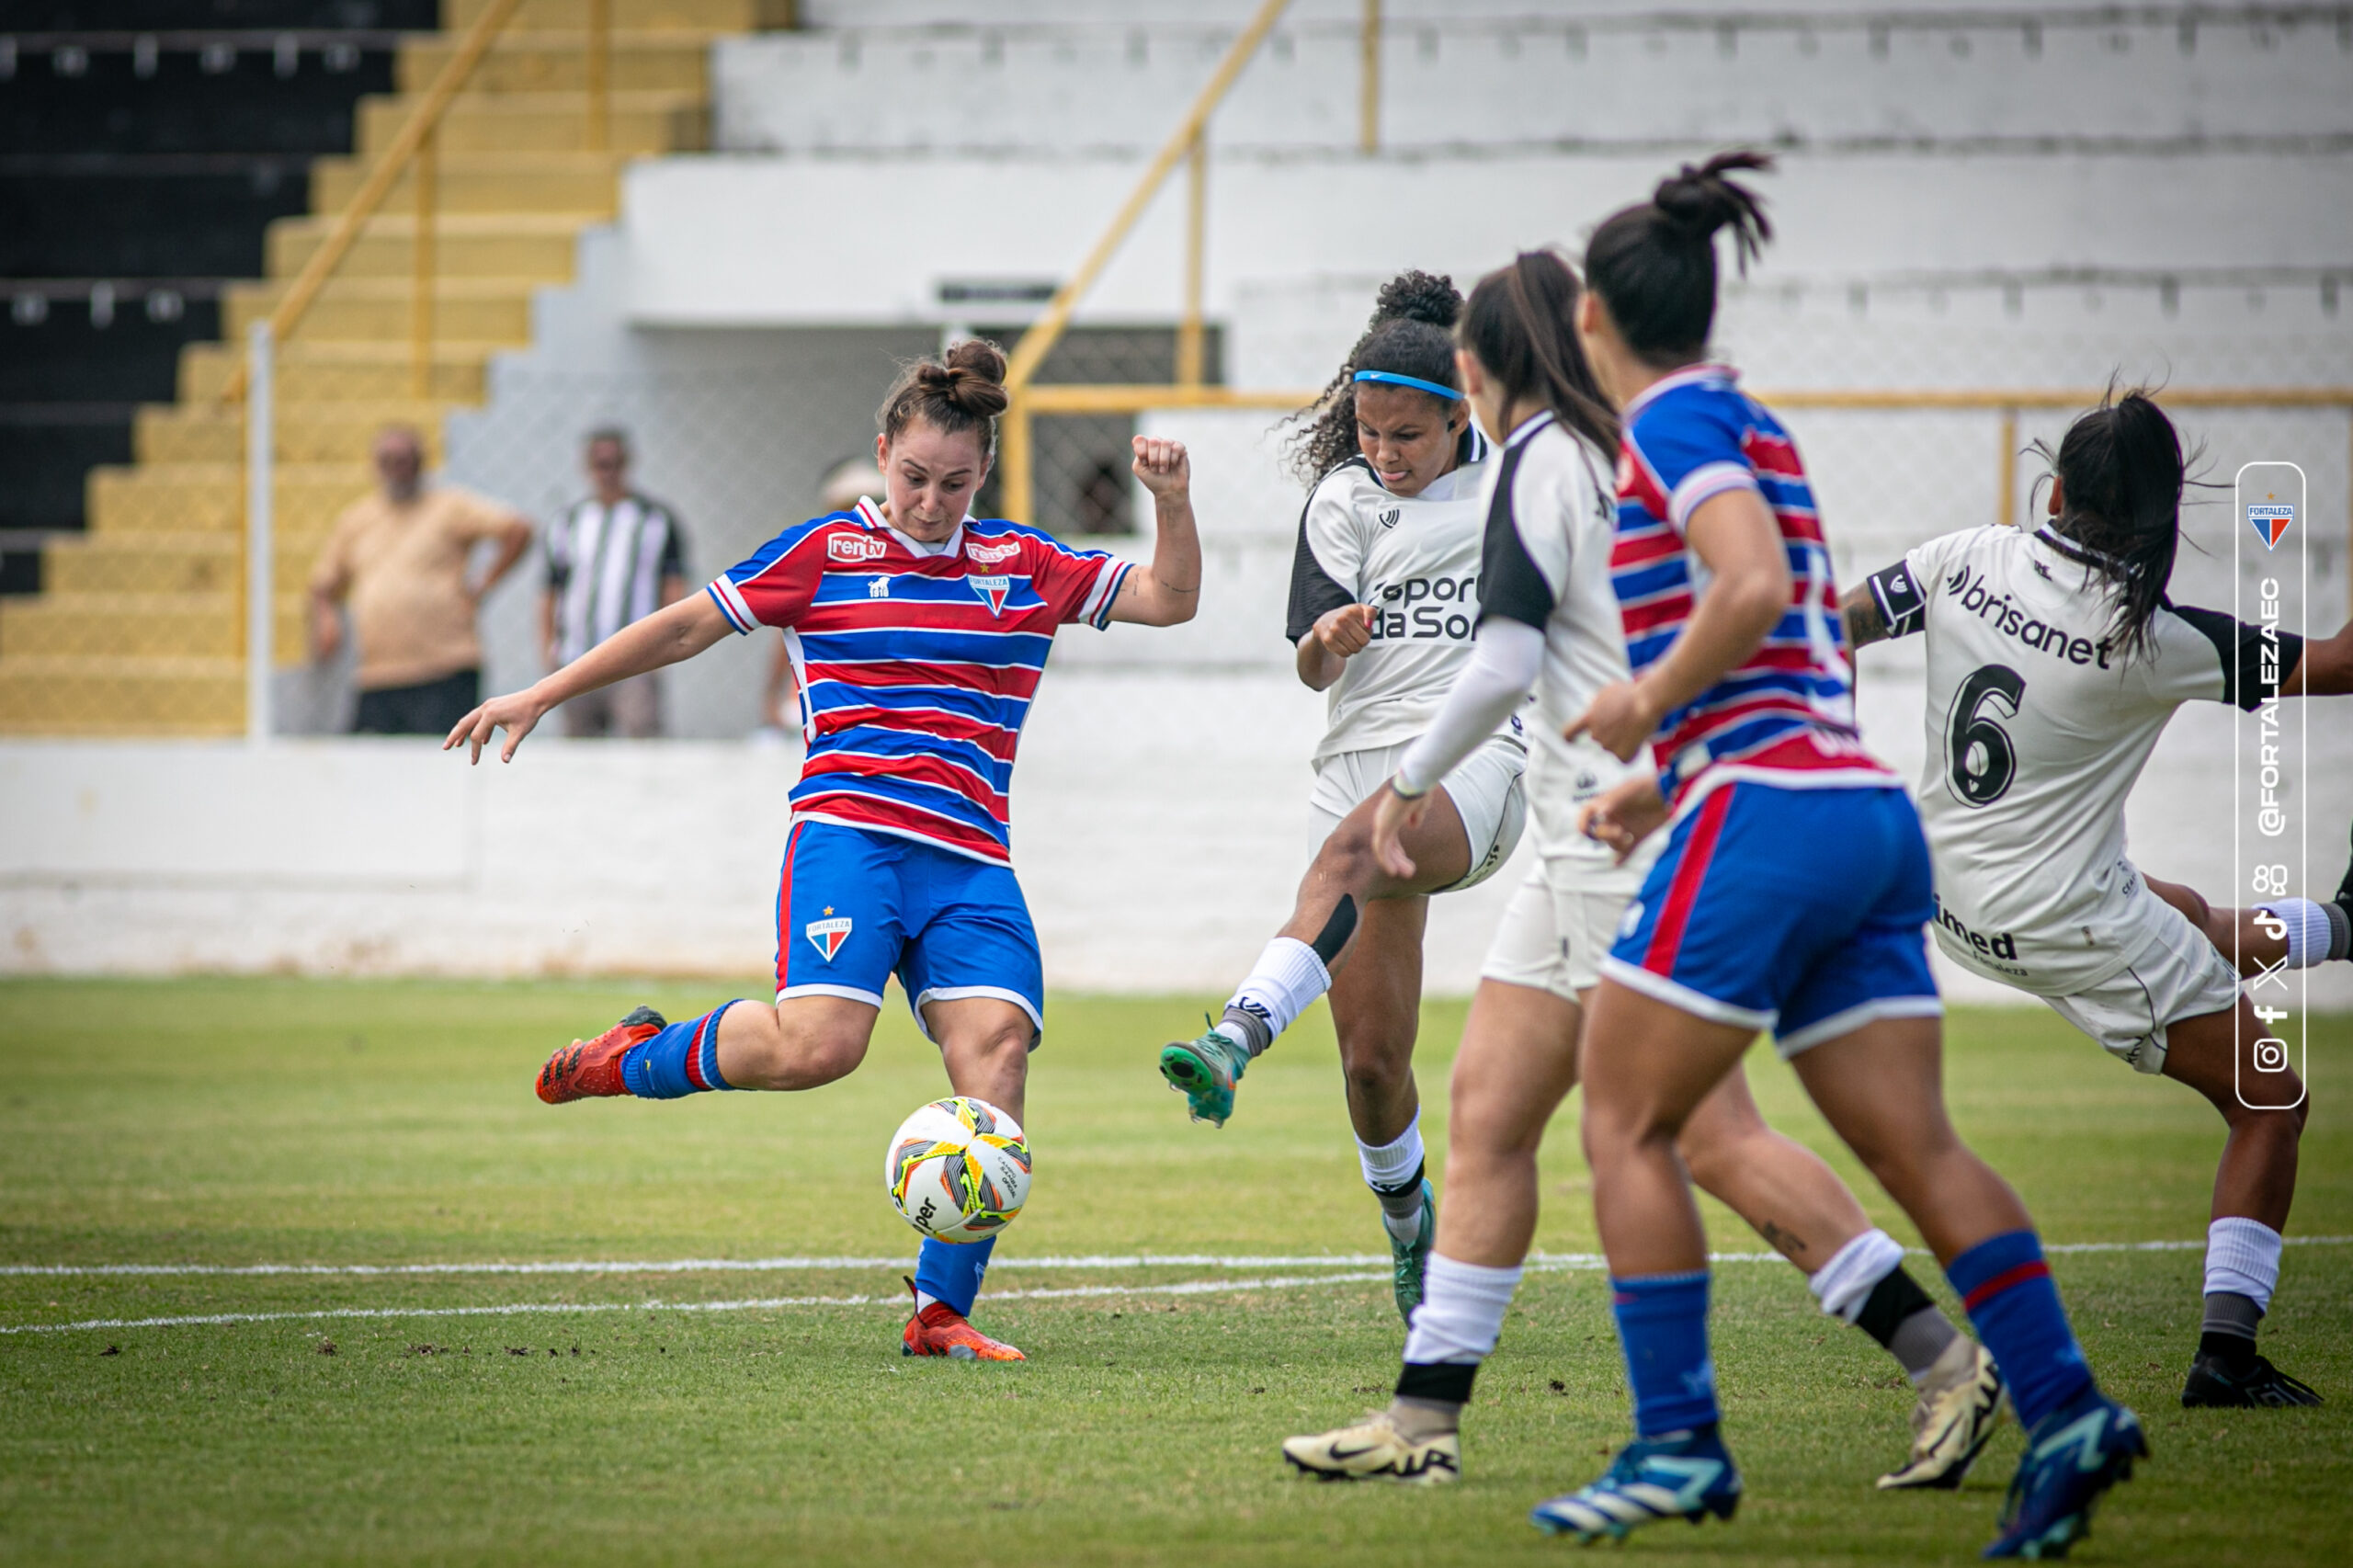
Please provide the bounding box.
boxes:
[999,0,1297,525]
[216,0,618,405]
[1015,382,2353,614]
[213,0,620,738]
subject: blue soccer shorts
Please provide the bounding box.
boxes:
[775,819,1045,1045]
[1602,781,1942,1056]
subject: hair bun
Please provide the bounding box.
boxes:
[1371,269,1461,331]
[1651,151,1775,265]
[927,338,1009,418]
[877,337,1010,454]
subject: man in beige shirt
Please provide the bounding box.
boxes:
[309,426,532,734]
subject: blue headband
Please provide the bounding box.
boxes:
[1353,369,1462,402]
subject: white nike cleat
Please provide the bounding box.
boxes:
[1879,1338,2006,1490]
[1282,1411,1460,1485]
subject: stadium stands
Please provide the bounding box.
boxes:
[1,3,2347,1000]
[0,0,782,734]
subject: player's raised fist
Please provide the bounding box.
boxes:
[1130,435,1190,496]
[1313,603,1376,661]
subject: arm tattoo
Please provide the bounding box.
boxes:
[1842,584,1889,650]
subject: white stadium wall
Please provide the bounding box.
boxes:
[9,3,2351,997]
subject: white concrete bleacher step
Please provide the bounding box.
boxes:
[716,7,2353,155]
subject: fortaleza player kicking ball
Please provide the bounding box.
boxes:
[446,340,1203,1362]
[1557,154,2139,1556]
[1278,252,2002,1494]
[1846,388,2353,1408]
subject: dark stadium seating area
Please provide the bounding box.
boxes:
[1,1,436,590]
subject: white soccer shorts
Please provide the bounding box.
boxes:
[1481,854,1649,1002]
[1309,733,1527,894]
[2041,893,2243,1074]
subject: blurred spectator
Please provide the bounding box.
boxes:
[540,427,688,738]
[763,456,883,733]
[309,426,532,735]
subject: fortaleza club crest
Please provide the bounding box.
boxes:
[804,915,852,962]
[2249,502,2294,551]
[969,574,1013,616]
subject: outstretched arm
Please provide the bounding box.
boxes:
[446,591,732,763]
[1106,436,1202,627]
[2285,620,2353,697]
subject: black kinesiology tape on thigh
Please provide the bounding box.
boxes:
[1312,895,1358,966]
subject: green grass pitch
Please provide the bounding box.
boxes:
[1,979,2347,1566]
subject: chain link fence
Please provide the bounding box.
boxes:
[4,302,2347,739]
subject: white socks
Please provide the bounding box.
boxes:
[1359,1113,1426,1188]
[1359,1115,1428,1245]
[2255,897,2350,967]
[1806,1228,1907,1324]
[2205,1217,2284,1311]
[1223,937,1331,1054]
[1402,1254,1524,1365]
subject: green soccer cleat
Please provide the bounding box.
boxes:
[1159,1021,1251,1127]
[1388,1177,1437,1325]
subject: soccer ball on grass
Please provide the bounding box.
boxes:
[885,1096,1030,1242]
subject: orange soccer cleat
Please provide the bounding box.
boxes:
[536,1006,665,1104]
[900,1278,1026,1362]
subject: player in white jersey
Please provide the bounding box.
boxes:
[1847,389,2353,1409]
[1279,251,1997,1495]
[1156,273,1525,1317]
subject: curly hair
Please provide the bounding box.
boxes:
[1284,270,1465,488]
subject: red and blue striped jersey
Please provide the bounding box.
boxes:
[1609,365,1890,812]
[708,496,1131,864]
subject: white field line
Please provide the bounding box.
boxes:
[0,1272,1391,1336]
[6,1234,2344,1339]
[5,1234,2346,1280]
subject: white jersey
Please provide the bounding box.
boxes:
[1288,443,1502,762]
[1472,410,1649,865]
[1869,522,2293,994]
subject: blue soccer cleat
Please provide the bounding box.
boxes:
[1983,1387,2146,1560]
[1159,1021,1250,1127]
[1388,1176,1437,1326]
[1529,1426,1742,1541]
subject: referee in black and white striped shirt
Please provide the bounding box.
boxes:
[539,426,688,737]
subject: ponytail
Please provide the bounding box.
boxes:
[1456,249,1618,455]
[879,337,1009,457]
[1585,150,1774,366]
[2032,384,2188,663]
[1288,269,1465,486]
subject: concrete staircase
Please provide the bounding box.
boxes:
[0,0,786,735]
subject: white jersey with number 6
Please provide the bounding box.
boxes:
[1867,522,2300,994]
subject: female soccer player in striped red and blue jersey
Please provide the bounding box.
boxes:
[447,339,1202,1362]
[1551,154,2142,1555]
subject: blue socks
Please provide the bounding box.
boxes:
[915,1235,997,1317]
[620,1002,743,1099]
[1946,1230,2092,1429]
[1610,1270,1719,1437]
